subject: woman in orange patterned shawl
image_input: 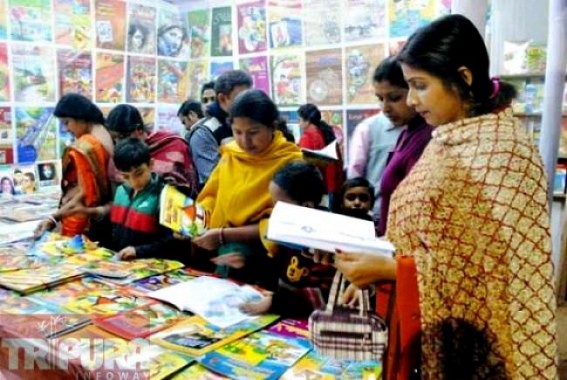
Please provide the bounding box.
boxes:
[336,15,557,380]
[34,94,111,238]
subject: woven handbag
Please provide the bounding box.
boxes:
[308,271,388,361]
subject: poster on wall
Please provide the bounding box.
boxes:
[321,110,344,128]
[138,107,155,125]
[0,0,6,39]
[127,3,156,55]
[8,0,52,42]
[0,107,13,165]
[157,7,189,59]
[388,39,406,55]
[345,44,385,104]
[306,49,343,106]
[54,0,91,49]
[35,160,61,190]
[211,60,234,80]
[12,164,37,194]
[157,106,184,136]
[211,6,233,57]
[95,0,126,51]
[237,0,267,54]
[187,60,209,100]
[57,50,93,99]
[11,45,55,103]
[15,107,57,164]
[344,0,386,42]
[157,59,188,104]
[95,52,124,103]
[438,0,452,15]
[0,43,10,101]
[303,0,341,47]
[126,56,156,103]
[58,118,73,155]
[239,56,269,95]
[268,0,302,49]
[388,0,436,38]
[271,54,303,106]
[188,9,210,59]
[346,108,379,140]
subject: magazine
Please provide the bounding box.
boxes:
[281,350,383,379]
[148,276,265,328]
[267,202,395,256]
[159,184,208,238]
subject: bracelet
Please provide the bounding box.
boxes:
[218,227,226,246]
[47,215,58,226]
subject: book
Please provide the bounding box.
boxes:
[94,302,184,339]
[267,319,309,338]
[198,330,312,380]
[267,202,395,256]
[170,363,229,379]
[0,263,83,294]
[554,165,567,194]
[128,268,198,296]
[159,184,208,238]
[301,140,339,163]
[151,314,278,357]
[61,288,152,316]
[148,276,265,328]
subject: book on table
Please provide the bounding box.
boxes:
[267,202,395,256]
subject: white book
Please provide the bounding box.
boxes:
[148,276,264,329]
[267,202,395,256]
[301,140,339,162]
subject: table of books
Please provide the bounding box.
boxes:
[0,232,382,380]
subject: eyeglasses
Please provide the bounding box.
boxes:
[345,193,370,202]
[202,96,215,103]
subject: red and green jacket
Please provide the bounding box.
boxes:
[110,173,175,258]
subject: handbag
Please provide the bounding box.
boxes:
[308,270,388,361]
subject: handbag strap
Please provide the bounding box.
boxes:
[327,270,372,317]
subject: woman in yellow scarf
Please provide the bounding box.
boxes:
[194,89,303,287]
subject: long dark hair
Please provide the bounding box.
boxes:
[229,89,279,128]
[373,55,408,89]
[297,104,336,145]
[398,14,516,116]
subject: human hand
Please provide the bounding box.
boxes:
[307,249,334,265]
[34,218,56,240]
[334,250,396,288]
[192,228,221,250]
[211,252,245,269]
[118,246,137,261]
[239,293,273,315]
[59,202,89,217]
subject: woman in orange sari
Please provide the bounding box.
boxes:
[34,94,112,238]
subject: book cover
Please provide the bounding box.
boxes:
[151,314,278,357]
[559,117,567,158]
[211,6,233,57]
[345,44,386,105]
[126,56,156,103]
[54,0,91,49]
[198,330,311,380]
[268,0,302,49]
[94,302,183,339]
[344,0,386,42]
[554,165,567,194]
[346,109,379,140]
[0,263,83,294]
[303,0,341,47]
[388,0,436,38]
[0,293,55,314]
[127,3,156,55]
[62,288,152,316]
[306,49,343,106]
[15,107,57,164]
[321,110,343,129]
[0,43,10,102]
[156,106,184,135]
[267,202,395,255]
[11,44,56,102]
[35,160,61,190]
[0,107,13,165]
[187,60,209,100]
[157,59,188,104]
[271,54,304,106]
[95,0,126,51]
[188,9,211,59]
[237,0,267,54]
[128,268,197,295]
[281,350,382,379]
[211,60,234,80]
[9,0,52,42]
[267,319,309,338]
[0,0,6,39]
[170,364,228,379]
[157,7,189,59]
[148,276,264,328]
[239,56,270,95]
[57,49,93,99]
[160,184,208,238]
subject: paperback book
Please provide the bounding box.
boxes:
[159,184,208,238]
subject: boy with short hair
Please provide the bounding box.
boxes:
[110,137,175,260]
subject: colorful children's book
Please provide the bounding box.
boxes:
[170,363,229,379]
[121,340,194,380]
[0,263,83,294]
[0,294,57,314]
[148,276,265,328]
[554,165,567,194]
[61,288,152,316]
[0,247,42,272]
[128,268,197,295]
[151,314,278,357]
[94,302,184,339]
[267,319,309,338]
[280,350,383,379]
[159,184,208,238]
[198,330,312,380]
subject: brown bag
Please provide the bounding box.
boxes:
[308,271,388,361]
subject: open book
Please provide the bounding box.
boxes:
[159,184,208,238]
[148,276,265,328]
[267,202,395,256]
[301,140,339,162]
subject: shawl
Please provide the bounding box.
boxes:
[386,109,557,379]
[61,134,110,236]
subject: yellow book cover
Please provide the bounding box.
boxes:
[159,184,208,238]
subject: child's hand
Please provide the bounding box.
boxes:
[118,246,137,260]
[193,228,221,250]
[211,252,245,269]
[240,293,273,315]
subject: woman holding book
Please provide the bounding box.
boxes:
[335,15,557,379]
[193,89,303,288]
